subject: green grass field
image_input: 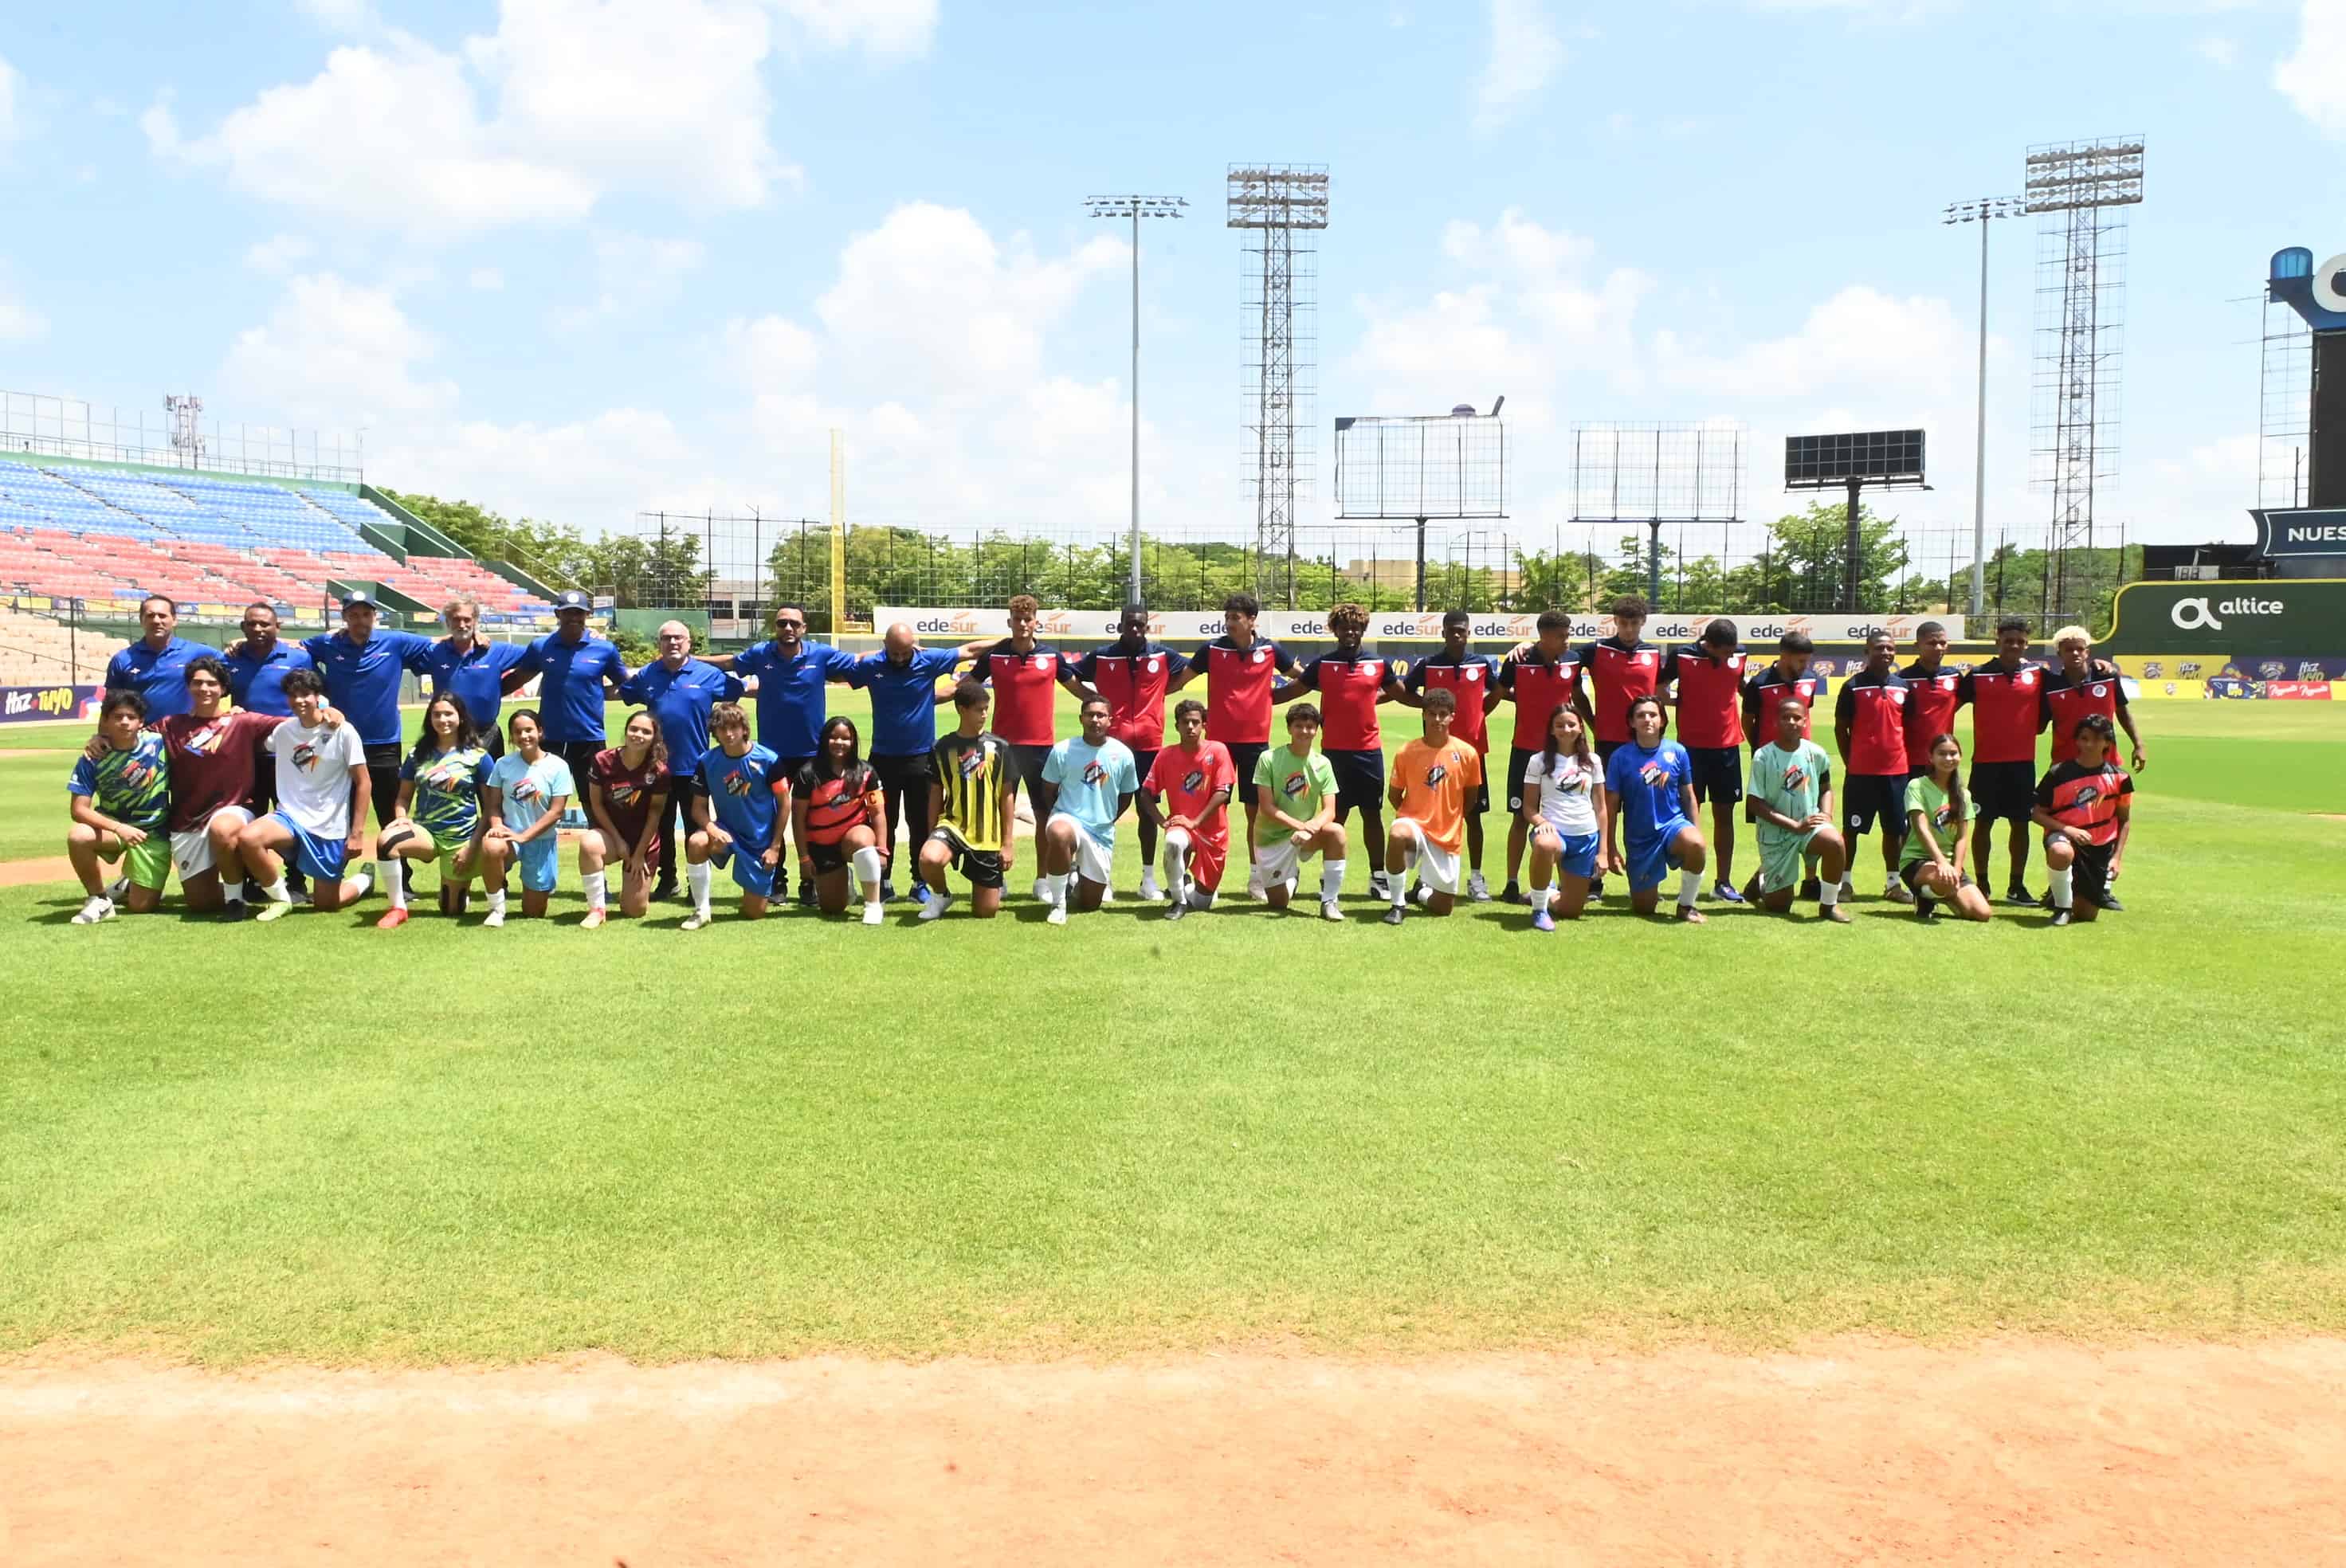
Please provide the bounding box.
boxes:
[2,696,2342,1365]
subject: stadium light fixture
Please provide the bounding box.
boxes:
[1086,193,1188,601]
[1944,195,2022,621]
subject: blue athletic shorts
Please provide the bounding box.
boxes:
[515,835,559,894]
[1626,823,1689,893]
[269,810,347,883]
[710,841,777,898]
[1532,823,1600,880]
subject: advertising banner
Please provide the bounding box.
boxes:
[877,608,1964,645]
[2262,680,2333,700]
[0,684,100,724]
[2105,578,2346,657]
[2250,507,2346,558]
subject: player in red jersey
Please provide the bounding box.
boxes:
[1578,595,1664,759]
[1898,620,1965,774]
[955,594,1093,900]
[2031,712,2134,927]
[1169,590,1302,895]
[583,708,670,925]
[1665,617,1750,905]
[1833,630,1916,904]
[1958,617,2049,906]
[1140,699,1237,921]
[1076,603,1180,900]
[1389,610,1503,900]
[1496,608,1591,904]
[1736,631,1830,900]
[1281,603,1395,900]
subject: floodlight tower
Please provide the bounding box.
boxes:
[165,394,205,468]
[1228,165,1329,606]
[1085,194,1188,602]
[1944,196,2020,619]
[2024,137,2144,625]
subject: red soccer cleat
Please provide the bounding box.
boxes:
[375,907,410,930]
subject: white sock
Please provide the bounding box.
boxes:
[583,869,607,911]
[1389,870,1408,908]
[1163,837,1188,890]
[1321,858,1347,900]
[1677,866,1701,908]
[486,886,507,915]
[1818,878,1839,907]
[688,860,712,915]
[1046,872,1069,906]
[1531,880,1551,908]
[2050,864,2074,910]
[346,869,371,898]
[260,878,289,904]
[850,845,885,888]
[381,860,406,910]
[222,879,245,905]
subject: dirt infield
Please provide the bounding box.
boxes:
[8,1339,2343,1565]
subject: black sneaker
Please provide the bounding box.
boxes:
[2005,884,2035,907]
[1382,905,1405,926]
[2098,892,2124,912]
[1164,901,1187,923]
[1797,876,1820,903]
[651,880,679,904]
[2049,908,2071,927]
[1589,876,1606,899]
[796,880,818,908]
[288,888,314,908]
[222,900,251,921]
[1499,881,1526,906]
[880,881,901,904]
[1915,896,1939,921]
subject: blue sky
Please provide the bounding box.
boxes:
[1,0,2340,566]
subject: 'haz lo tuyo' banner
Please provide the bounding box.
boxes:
[878,608,1964,645]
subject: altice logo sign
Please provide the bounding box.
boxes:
[2171,595,2285,631]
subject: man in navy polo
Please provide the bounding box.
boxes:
[104,595,203,719]
[514,590,630,788]
[303,589,436,892]
[620,620,743,902]
[224,601,316,898]
[853,622,961,904]
[706,602,861,903]
[420,594,531,754]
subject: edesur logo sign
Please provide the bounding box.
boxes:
[2170,595,2285,632]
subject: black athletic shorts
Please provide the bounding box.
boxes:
[1007,743,1053,806]
[808,839,850,876]
[556,739,603,786]
[1324,747,1387,810]
[1844,772,1909,838]
[1686,745,1744,806]
[2067,838,2116,908]
[1969,760,2037,824]
[1227,742,1269,808]
[1129,749,1159,798]
[1899,860,1975,893]
[362,743,403,828]
[871,749,936,800]
[930,825,1005,889]
[1465,746,1490,817]
[1505,747,1537,813]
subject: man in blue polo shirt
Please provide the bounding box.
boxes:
[303,589,436,892]
[706,602,861,904]
[105,595,202,719]
[513,589,630,787]
[418,594,531,754]
[223,601,316,898]
[620,619,743,902]
[853,621,960,904]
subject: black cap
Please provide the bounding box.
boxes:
[340,588,379,610]
[554,589,591,611]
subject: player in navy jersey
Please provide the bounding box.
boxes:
[1832,630,1916,904]
[1074,604,1179,900]
[1391,610,1503,900]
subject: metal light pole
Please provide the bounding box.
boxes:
[1085,194,1187,602]
[1944,196,2018,621]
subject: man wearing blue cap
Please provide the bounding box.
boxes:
[513,590,631,787]
[104,595,203,719]
[302,589,437,892]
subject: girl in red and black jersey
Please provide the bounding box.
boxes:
[793,717,889,924]
[2030,712,2134,927]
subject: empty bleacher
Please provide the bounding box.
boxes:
[0,458,554,622]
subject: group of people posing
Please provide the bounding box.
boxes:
[66,586,2143,931]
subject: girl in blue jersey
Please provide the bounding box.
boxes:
[1601,694,1709,923]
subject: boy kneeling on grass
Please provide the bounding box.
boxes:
[2031,711,2135,928]
[65,691,172,923]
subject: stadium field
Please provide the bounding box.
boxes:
[1,697,2342,1366]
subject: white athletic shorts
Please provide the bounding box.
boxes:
[171,805,252,880]
[1395,817,1464,896]
[1251,833,1324,888]
[1049,813,1115,885]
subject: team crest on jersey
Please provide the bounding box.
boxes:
[2018,668,2040,688]
[1144,657,1161,674]
[1464,665,1483,680]
[116,755,163,790]
[2089,684,2106,698]
[1635,652,1655,665]
[1888,689,1906,705]
[1030,655,1053,671]
[1251,649,1267,664]
[1364,661,1383,679]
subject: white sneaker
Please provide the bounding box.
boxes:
[1884,880,1916,905]
[1045,903,1068,927]
[1098,884,1115,905]
[1032,876,1050,904]
[1839,878,1857,902]
[680,911,710,931]
[917,892,951,921]
[104,876,131,902]
[861,901,885,925]
[1469,872,1491,902]
[1414,883,1433,906]
[482,907,506,928]
[1320,898,1344,923]
[1140,868,1160,901]
[72,896,115,925]
[1247,868,1266,901]
[1368,871,1391,900]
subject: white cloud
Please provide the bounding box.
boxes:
[555,232,707,330]
[0,53,18,145]
[469,267,504,291]
[244,234,316,275]
[1473,0,1565,132]
[147,0,933,240]
[1654,287,1974,406]
[2276,0,2346,137]
[2194,33,2238,67]
[221,272,457,423]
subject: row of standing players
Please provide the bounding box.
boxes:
[81,588,2146,925]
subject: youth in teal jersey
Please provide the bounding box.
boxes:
[1743,694,1849,920]
[480,709,576,925]
[65,691,174,919]
[373,692,495,930]
[1037,696,1139,921]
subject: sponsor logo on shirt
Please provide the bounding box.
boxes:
[1783,764,1809,790]
[609,782,641,805]
[292,742,321,773]
[1183,769,1207,793]
[957,747,990,778]
[1082,760,1108,786]
[1280,769,1308,800]
[182,721,227,755]
[723,769,759,798]
[510,774,545,803]
[1638,761,1672,790]
[1425,762,1449,786]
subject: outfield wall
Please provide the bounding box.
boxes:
[877,608,1965,644]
